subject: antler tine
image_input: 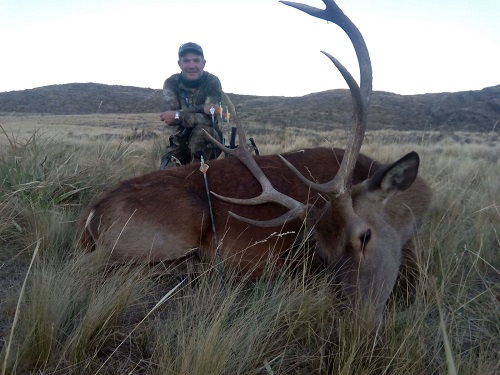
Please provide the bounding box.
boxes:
[281,0,372,102]
[279,0,372,195]
[204,93,306,227]
[222,92,250,155]
[279,0,343,22]
[278,50,365,194]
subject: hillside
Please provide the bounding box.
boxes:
[1,83,499,132]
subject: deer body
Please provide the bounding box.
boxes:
[79,147,431,322]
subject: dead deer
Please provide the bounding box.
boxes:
[78,0,432,325]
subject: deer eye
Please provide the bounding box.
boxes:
[360,229,372,251]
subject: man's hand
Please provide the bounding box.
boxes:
[160,111,176,126]
[203,103,221,116]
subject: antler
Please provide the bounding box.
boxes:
[280,0,372,194]
[205,0,373,226]
[280,0,372,104]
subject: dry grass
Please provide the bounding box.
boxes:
[0,114,498,374]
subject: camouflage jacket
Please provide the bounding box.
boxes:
[162,72,222,132]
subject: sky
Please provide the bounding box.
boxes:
[1,0,499,97]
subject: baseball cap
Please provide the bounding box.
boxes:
[178,42,204,58]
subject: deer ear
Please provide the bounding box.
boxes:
[364,152,420,199]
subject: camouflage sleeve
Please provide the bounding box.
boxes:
[162,76,180,112]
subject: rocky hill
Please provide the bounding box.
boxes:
[1,83,499,132]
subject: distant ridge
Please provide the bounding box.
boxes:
[0,83,161,115]
[0,82,499,132]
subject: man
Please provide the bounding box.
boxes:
[159,42,223,169]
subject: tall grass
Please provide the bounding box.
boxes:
[0,124,498,374]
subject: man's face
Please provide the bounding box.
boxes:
[178,52,206,81]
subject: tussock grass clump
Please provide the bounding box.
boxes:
[3,252,157,373]
[7,259,150,369]
[1,123,499,374]
[149,271,333,374]
[0,126,159,253]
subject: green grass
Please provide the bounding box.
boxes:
[0,122,498,374]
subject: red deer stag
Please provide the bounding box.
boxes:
[78,0,432,325]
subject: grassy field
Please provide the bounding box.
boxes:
[0,113,498,374]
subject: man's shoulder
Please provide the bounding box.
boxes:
[202,72,222,92]
[204,72,221,84]
[164,73,181,88]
